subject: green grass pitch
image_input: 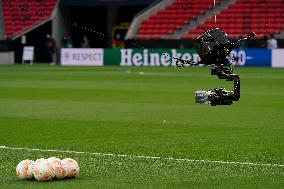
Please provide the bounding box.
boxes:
[0,65,283,188]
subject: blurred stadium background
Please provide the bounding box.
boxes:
[0,0,284,188]
[0,0,284,65]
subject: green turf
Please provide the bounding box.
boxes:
[0,65,283,188]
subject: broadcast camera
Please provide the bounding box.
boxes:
[174,28,255,106]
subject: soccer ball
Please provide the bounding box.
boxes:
[47,157,67,179]
[61,158,80,178]
[33,158,55,181]
[16,159,34,180]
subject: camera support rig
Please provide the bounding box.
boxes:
[174,28,255,106]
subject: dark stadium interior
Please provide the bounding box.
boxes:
[70,7,108,48]
[12,22,51,63]
[0,0,284,63]
[69,6,145,48]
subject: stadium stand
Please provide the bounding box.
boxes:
[182,0,284,39]
[137,0,220,39]
[1,0,57,37]
[0,3,5,39]
[136,0,284,40]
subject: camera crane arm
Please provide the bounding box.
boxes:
[176,29,255,106]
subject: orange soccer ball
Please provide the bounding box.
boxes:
[16,159,34,180]
[61,158,80,178]
[47,157,68,179]
[32,158,55,181]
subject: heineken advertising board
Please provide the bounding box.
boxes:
[104,49,200,66]
[104,48,272,67]
[61,48,275,67]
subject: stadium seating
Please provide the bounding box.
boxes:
[137,0,217,40]
[1,0,57,37]
[181,0,284,39]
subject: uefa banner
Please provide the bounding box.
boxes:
[61,48,103,66]
[104,48,272,67]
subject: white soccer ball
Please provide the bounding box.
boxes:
[47,157,67,179]
[61,158,80,178]
[16,159,34,180]
[33,158,55,181]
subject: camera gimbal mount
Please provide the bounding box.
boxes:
[174,28,255,106]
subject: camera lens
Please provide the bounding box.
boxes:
[195,90,212,104]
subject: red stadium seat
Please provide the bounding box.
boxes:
[1,0,57,36]
[138,0,284,39]
[181,0,284,39]
[137,0,214,39]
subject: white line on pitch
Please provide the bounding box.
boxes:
[0,145,283,168]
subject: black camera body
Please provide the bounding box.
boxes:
[174,28,255,106]
[193,28,244,106]
[195,74,240,106]
[195,88,234,106]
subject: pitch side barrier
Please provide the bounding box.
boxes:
[60,48,284,67]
